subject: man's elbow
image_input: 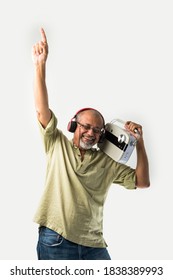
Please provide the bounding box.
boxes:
[136,181,150,188]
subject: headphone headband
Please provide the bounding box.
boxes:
[67,107,105,133]
[74,107,104,123]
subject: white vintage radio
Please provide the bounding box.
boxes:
[99,119,139,164]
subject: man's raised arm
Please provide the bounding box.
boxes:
[125,121,150,188]
[32,28,51,128]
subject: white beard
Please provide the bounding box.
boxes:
[79,139,93,150]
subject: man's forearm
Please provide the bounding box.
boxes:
[135,138,150,188]
[34,63,48,112]
[34,63,51,127]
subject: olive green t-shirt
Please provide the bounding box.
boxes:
[34,111,136,247]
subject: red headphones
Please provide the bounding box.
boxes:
[67,107,105,142]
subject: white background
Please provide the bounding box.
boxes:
[0,0,172,260]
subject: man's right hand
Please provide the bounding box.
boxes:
[32,28,48,66]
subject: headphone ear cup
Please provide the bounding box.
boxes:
[67,120,77,132]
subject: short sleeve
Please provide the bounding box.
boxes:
[38,110,59,154]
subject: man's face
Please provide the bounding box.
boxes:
[73,110,104,150]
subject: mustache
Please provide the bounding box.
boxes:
[82,134,95,140]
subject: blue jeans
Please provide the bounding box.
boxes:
[37,226,111,260]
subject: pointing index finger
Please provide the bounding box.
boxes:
[40,27,47,43]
